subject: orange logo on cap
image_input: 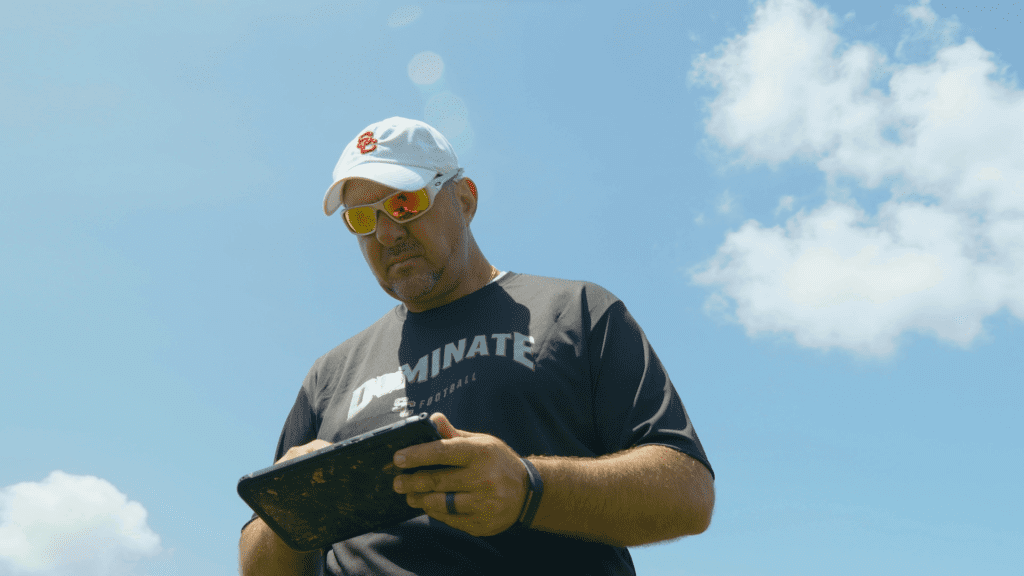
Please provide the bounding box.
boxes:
[356,131,378,154]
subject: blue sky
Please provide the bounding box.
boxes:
[1,1,1022,574]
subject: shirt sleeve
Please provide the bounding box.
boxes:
[589,300,714,479]
[241,383,320,532]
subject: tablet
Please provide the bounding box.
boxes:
[237,412,450,551]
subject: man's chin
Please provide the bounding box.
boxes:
[386,271,440,303]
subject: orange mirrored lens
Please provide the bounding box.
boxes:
[344,207,376,234]
[383,190,430,221]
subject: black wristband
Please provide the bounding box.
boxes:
[516,458,543,529]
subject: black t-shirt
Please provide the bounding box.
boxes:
[244,272,713,576]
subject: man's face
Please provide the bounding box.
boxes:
[343,178,473,311]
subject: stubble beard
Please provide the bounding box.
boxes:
[387,267,442,302]
[377,239,440,302]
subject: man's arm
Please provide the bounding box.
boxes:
[239,438,331,576]
[239,518,321,576]
[528,444,714,547]
[395,414,714,546]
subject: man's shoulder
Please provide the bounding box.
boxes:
[501,272,620,305]
[499,272,623,319]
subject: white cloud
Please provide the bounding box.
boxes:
[894,0,961,61]
[690,0,1024,356]
[904,0,937,27]
[717,189,734,213]
[775,195,795,214]
[0,471,160,576]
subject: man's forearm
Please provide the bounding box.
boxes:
[239,518,321,576]
[527,445,714,547]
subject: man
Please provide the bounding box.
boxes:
[239,117,715,576]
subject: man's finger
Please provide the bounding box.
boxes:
[406,491,471,516]
[394,437,476,469]
[410,492,513,538]
[275,439,331,465]
[393,467,476,494]
[430,412,465,439]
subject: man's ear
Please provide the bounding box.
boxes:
[455,177,478,223]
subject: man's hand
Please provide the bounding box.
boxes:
[240,438,330,576]
[276,438,332,465]
[392,413,528,537]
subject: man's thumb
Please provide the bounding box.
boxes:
[431,412,464,439]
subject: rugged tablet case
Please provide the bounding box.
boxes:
[237,413,446,551]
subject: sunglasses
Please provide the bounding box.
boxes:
[341,168,462,236]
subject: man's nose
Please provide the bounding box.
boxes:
[374,210,407,246]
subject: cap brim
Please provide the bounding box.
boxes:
[323,163,438,216]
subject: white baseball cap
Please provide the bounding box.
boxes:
[323,117,460,216]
